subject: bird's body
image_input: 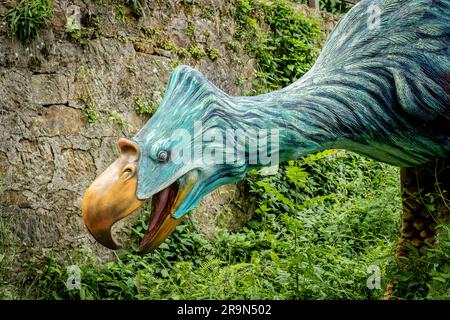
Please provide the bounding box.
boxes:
[289,0,450,166]
[83,0,450,256]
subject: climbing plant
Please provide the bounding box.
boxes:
[234,0,322,93]
[291,0,351,14]
[127,0,146,17]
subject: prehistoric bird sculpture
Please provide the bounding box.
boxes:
[82,0,450,257]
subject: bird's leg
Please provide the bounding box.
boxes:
[384,158,450,299]
[398,159,449,256]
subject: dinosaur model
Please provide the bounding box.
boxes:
[82,0,450,256]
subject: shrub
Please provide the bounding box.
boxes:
[320,0,350,14]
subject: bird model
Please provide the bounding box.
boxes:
[82,0,450,254]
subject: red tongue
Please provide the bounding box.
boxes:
[140,183,179,250]
[149,188,170,232]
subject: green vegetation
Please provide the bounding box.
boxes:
[0,217,17,299]
[161,39,190,58]
[206,48,221,61]
[203,30,211,39]
[135,97,158,117]
[226,40,241,52]
[170,60,182,69]
[127,0,146,18]
[200,5,215,20]
[292,0,351,14]
[20,150,450,299]
[319,0,351,14]
[387,224,450,299]
[66,0,145,43]
[22,152,400,299]
[64,11,105,44]
[0,170,4,195]
[64,10,83,42]
[80,96,100,125]
[138,28,190,58]
[4,0,53,45]
[96,0,146,18]
[234,0,322,93]
[65,27,81,42]
[186,22,196,38]
[76,66,101,125]
[115,5,129,23]
[188,45,206,59]
[108,111,127,127]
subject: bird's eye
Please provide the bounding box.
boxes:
[157,150,168,162]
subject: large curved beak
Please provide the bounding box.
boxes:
[82,138,197,253]
[82,138,144,249]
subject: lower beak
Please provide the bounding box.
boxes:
[138,171,197,253]
[138,215,182,253]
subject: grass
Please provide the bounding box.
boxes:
[5,0,53,45]
[206,48,221,61]
[0,220,18,299]
[188,45,206,59]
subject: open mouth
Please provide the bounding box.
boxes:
[82,138,198,254]
[139,181,180,252]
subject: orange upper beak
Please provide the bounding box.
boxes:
[82,138,144,249]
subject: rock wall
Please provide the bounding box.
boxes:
[0,0,337,263]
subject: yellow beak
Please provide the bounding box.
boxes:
[82,138,144,249]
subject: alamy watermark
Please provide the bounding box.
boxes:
[66,265,81,290]
[367,4,381,30]
[366,264,381,290]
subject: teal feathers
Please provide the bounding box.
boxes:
[133,0,450,217]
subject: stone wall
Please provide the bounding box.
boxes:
[0,0,337,263]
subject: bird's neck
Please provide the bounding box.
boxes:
[226,76,344,167]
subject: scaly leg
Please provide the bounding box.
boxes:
[384,158,449,299]
[398,160,449,256]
